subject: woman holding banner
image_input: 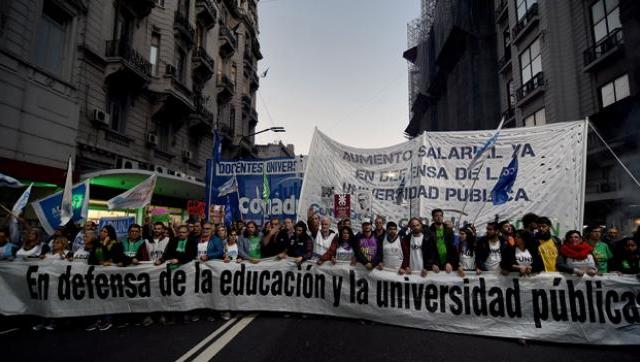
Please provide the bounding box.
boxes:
[500,230,543,275]
[238,221,262,263]
[15,229,47,259]
[556,230,598,277]
[93,225,125,267]
[317,226,357,265]
[457,226,477,277]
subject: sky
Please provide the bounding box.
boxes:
[254,0,420,155]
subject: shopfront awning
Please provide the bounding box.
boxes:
[80,169,205,200]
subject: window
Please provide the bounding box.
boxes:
[515,0,537,21]
[507,80,515,107]
[189,137,200,161]
[175,47,187,83]
[503,28,511,53]
[178,0,190,17]
[150,34,160,76]
[157,122,171,151]
[520,37,541,85]
[600,74,630,108]
[107,92,128,133]
[196,23,206,48]
[591,0,620,44]
[524,108,545,127]
[35,1,70,76]
[229,109,236,135]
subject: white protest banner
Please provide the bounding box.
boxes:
[0,260,638,345]
[107,174,157,210]
[298,121,588,235]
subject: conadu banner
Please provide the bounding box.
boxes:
[1,260,639,345]
[298,121,588,235]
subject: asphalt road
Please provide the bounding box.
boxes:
[1,313,637,362]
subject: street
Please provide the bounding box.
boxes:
[2,313,637,361]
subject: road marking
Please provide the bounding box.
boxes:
[175,317,240,362]
[191,313,258,362]
[0,328,19,335]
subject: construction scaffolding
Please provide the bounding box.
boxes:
[407,0,436,115]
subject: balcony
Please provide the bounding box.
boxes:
[151,64,194,124]
[512,3,539,44]
[243,57,254,78]
[192,46,215,84]
[122,0,156,18]
[495,0,508,23]
[249,71,259,92]
[174,11,195,47]
[583,29,624,71]
[219,24,237,58]
[249,108,258,128]
[241,94,252,111]
[516,72,545,104]
[195,0,217,29]
[189,92,214,132]
[252,38,263,60]
[216,72,235,103]
[104,40,152,89]
[497,50,512,73]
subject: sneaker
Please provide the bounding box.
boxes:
[44,322,56,331]
[98,321,113,331]
[32,324,44,331]
[221,312,231,321]
[207,315,216,322]
[85,321,99,331]
[142,316,154,327]
[116,321,129,329]
[191,315,200,322]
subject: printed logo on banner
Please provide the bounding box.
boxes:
[334,194,351,219]
[354,191,371,215]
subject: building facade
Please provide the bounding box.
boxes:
[405,0,640,233]
[0,0,263,220]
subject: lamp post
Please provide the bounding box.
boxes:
[244,126,286,139]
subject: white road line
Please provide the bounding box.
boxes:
[191,313,258,362]
[175,317,240,362]
[0,328,19,335]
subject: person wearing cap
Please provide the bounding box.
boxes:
[353,218,382,270]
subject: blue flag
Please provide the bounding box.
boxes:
[491,155,518,205]
[224,195,234,227]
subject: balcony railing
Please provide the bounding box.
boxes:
[192,46,214,83]
[193,93,214,127]
[105,40,152,77]
[174,10,195,45]
[583,28,624,68]
[512,3,538,42]
[516,72,544,102]
[195,0,217,29]
[497,50,512,72]
[241,94,252,110]
[124,0,156,18]
[219,24,238,57]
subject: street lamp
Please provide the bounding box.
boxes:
[245,126,286,138]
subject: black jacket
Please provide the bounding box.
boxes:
[401,231,437,270]
[161,237,197,265]
[475,236,506,271]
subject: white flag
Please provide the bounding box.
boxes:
[217,176,238,197]
[12,183,33,215]
[0,172,23,188]
[107,174,157,210]
[59,157,74,226]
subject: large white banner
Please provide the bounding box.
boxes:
[1,260,639,345]
[298,121,588,234]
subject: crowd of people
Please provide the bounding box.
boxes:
[1,209,639,332]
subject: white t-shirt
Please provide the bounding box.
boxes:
[225,243,239,260]
[44,251,65,260]
[146,237,169,262]
[197,240,209,259]
[515,248,533,267]
[566,254,596,270]
[459,248,475,270]
[336,242,354,261]
[485,240,502,271]
[409,234,424,271]
[16,244,42,258]
[72,248,91,263]
[383,235,404,270]
[314,230,335,258]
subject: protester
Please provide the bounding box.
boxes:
[189,220,203,243]
[67,230,96,264]
[262,218,282,257]
[94,225,125,267]
[282,221,313,264]
[121,224,148,264]
[43,236,68,260]
[500,230,543,275]
[16,229,47,259]
[606,227,621,247]
[520,213,538,235]
[353,218,382,270]
[475,222,505,273]
[535,217,561,272]
[318,226,356,265]
[585,225,613,273]
[155,225,197,268]
[610,237,639,274]
[269,218,294,258]
[306,208,320,239]
[46,226,66,250]
[457,226,477,277]
[429,209,458,274]
[313,217,336,259]
[71,221,96,253]
[238,221,262,263]
[224,228,240,263]
[379,221,407,273]
[401,217,433,276]
[198,222,222,262]
[146,222,170,263]
[556,230,597,277]
[499,220,515,247]
[373,216,386,241]
[0,227,18,259]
